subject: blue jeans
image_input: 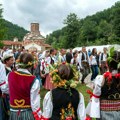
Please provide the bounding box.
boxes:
[91,65,99,80]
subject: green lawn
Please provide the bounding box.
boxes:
[40,83,90,108]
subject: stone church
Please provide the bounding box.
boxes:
[23,23,51,51]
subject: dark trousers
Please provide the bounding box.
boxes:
[0,96,9,120]
[91,65,99,80]
[100,61,108,74]
[81,62,90,83]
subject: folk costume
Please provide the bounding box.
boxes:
[5,53,42,120]
[44,55,55,90]
[8,68,42,120]
[0,60,9,120]
[99,52,109,74]
[42,63,86,120]
[0,53,14,120]
[86,49,120,120]
[79,51,90,83]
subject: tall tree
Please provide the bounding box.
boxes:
[113,2,120,39]
[97,20,112,44]
[80,19,97,44]
[0,4,5,47]
[64,13,80,48]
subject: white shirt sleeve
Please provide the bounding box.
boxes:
[30,79,41,117]
[70,58,74,64]
[1,74,9,94]
[0,63,9,94]
[78,53,82,68]
[77,93,86,120]
[86,75,104,118]
[99,53,102,64]
[87,54,90,65]
[42,91,53,118]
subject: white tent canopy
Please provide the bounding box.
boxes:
[73,44,120,53]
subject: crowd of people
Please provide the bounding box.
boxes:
[0,45,120,120]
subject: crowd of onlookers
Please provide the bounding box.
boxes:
[0,46,109,86]
[0,45,120,120]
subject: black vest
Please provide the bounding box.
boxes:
[50,56,54,65]
[50,88,80,120]
[101,77,120,100]
[101,53,109,61]
[81,52,88,61]
[5,68,11,76]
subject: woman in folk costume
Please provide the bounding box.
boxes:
[71,51,80,71]
[41,63,86,120]
[7,53,41,120]
[86,48,120,120]
[39,50,50,86]
[44,49,56,90]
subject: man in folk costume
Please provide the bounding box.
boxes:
[0,53,14,120]
[86,48,120,120]
[2,53,14,75]
[5,53,41,120]
[42,64,86,120]
[99,47,109,74]
[78,47,90,84]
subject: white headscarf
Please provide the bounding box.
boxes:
[39,50,48,60]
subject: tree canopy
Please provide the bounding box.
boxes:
[0,4,28,41]
[46,1,120,49]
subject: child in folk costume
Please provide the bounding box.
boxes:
[86,49,120,120]
[7,53,41,120]
[42,64,86,120]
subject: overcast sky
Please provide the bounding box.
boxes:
[1,0,119,36]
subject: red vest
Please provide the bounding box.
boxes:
[8,71,35,109]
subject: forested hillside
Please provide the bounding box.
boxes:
[0,4,28,41]
[1,20,28,41]
[46,1,120,48]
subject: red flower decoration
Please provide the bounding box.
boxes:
[104,72,112,83]
[66,116,72,120]
[62,62,66,64]
[85,116,91,120]
[46,63,49,66]
[115,73,120,79]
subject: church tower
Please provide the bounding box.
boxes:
[31,23,40,35]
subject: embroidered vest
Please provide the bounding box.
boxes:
[50,88,80,120]
[8,71,35,109]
